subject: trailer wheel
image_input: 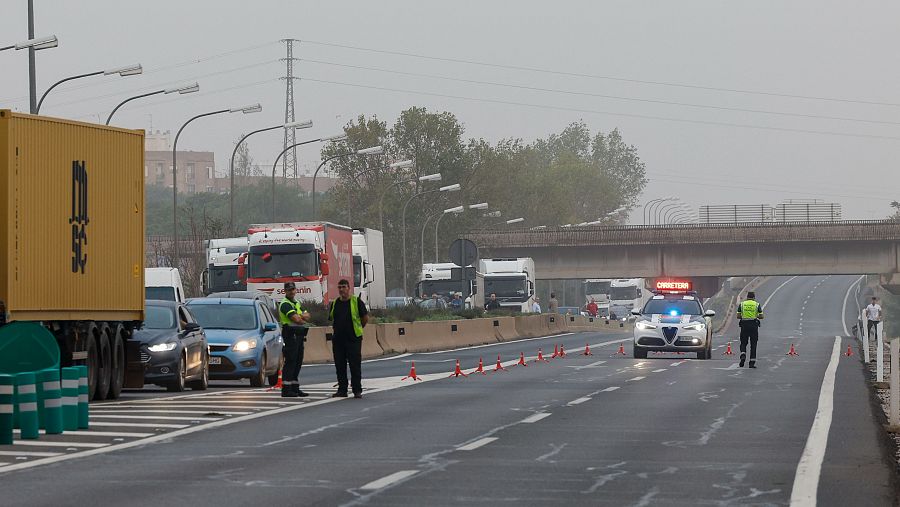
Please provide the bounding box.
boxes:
[87,333,99,401]
[95,328,112,401]
[106,326,125,400]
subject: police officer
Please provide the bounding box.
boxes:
[328,279,368,399]
[736,291,764,368]
[278,282,310,397]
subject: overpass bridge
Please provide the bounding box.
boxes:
[462,220,900,292]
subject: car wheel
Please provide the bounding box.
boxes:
[250,351,266,388]
[188,352,209,391]
[167,354,186,392]
[268,353,284,386]
[697,349,708,360]
[633,347,647,359]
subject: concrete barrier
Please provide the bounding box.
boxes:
[376,323,411,354]
[514,315,546,338]
[405,321,466,352]
[361,326,383,359]
[303,327,333,364]
[490,317,519,342]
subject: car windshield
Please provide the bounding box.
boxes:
[610,286,640,300]
[418,280,466,299]
[643,299,703,316]
[483,278,528,300]
[187,304,258,330]
[249,247,317,279]
[584,281,611,295]
[208,266,244,292]
[144,306,176,329]
[146,286,176,302]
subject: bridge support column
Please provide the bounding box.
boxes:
[880,273,900,295]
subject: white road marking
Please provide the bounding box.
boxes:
[88,409,252,415]
[842,275,865,337]
[13,429,153,438]
[652,368,667,373]
[601,386,620,392]
[670,361,684,367]
[418,333,575,354]
[572,360,608,370]
[457,437,498,451]
[521,413,552,424]
[626,376,646,382]
[93,403,279,410]
[763,276,798,309]
[89,415,220,421]
[789,336,841,507]
[88,421,188,429]
[359,470,419,491]
[12,441,109,449]
[363,353,412,363]
[0,451,61,457]
[568,397,591,406]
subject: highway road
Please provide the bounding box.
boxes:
[1,275,895,506]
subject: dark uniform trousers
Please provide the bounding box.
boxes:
[739,320,759,361]
[332,334,362,395]
[282,326,307,384]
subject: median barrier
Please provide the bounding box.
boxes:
[361,326,384,359]
[376,323,409,354]
[491,316,519,342]
[545,314,568,334]
[513,315,544,338]
[448,318,496,348]
[406,320,466,352]
[303,327,333,364]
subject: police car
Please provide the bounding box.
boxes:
[630,280,715,360]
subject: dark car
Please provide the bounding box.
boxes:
[135,300,209,391]
[207,290,278,316]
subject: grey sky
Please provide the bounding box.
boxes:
[2,1,898,221]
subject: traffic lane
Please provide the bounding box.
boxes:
[0,340,667,506]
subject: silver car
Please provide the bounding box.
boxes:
[631,293,715,359]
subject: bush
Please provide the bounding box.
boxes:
[301,300,331,327]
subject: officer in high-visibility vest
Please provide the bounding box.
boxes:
[328,279,369,399]
[736,291,764,368]
[278,282,311,397]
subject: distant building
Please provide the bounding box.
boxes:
[144,130,225,194]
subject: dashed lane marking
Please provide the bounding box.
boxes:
[568,397,591,406]
[521,413,552,424]
[12,441,109,449]
[601,387,620,392]
[626,376,646,382]
[359,470,419,491]
[652,368,667,373]
[457,437,498,451]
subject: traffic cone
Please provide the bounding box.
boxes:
[267,369,284,391]
[844,344,854,357]
[613,343,626,356]
[472,357,487,375]
[559,345,567,358]
[582,343,593,356]
[402,362,422,381]
[516,352,529,367]
[492,354,508,373]
[786,343,799,356]
[448,359,468,378]
[723,342,734,356]
[551,344,560,358]
[534,348,549,363]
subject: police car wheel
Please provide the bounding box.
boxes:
[633,347,647,359]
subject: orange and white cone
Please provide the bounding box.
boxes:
[582,343,593,356]
[516,352,529,367]
[448,359,468,377]
[534,348,549,363]
[551,344,560,358]
[844,344,854,357]
[472,357,487,375]
[402,361,423,381]
[492,354,508,373]
[613,343,626,356]
[786,343,799,356]
[266,369,284,391]
[559,345,567,358]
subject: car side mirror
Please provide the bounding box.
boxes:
[630,309,641,316]
[264,322,278,331]
[704,309,716,317]
[183,322,201,333]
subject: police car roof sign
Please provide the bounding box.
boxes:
[655,279,692,291]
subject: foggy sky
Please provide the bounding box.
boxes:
[1,1,898,221]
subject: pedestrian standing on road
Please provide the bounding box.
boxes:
[865,297,883,341]
[485,293,502,311]
[736,291,764,368]
[586,298,599,317]
[549,293,559,314]
[329,279,369,399]
[278,282,311,397]
[531,296,542,314]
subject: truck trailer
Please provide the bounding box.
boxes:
[352,228,386,309]
[0,110,146,400]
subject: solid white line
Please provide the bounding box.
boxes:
[652,368,667,373]
[418,333,576,355]
[0,450,61,457]
[520,413,552,424]
[568,397,591,406]
[89,415,220,421]
[89,409,251,416]
[626,376,646,382]
[363,352,412,363]
[359,470,419,491]
[789,336,841,507]
[670,361,684,367]
[92,404,276,410]
[13,441,109,449]
[22,430,152,438]
[457,437,498,451]
[841,275,865,337]
[88,422,187,429]
[763,276,799,309]
[601,386,620,392]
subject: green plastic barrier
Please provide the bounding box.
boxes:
[0,374,13,445]
[37,369,63,435]
[0,322,60,374]
[61,368,79,431]
[15,372,38,440]
[76,366,89,429]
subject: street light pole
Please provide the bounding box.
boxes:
[420,210,442,267]
[36,64,143,114]
[270,137,330,222]
[401,183,460,295]
[105,82,199,125]
[643,197,673,225]
[378,170,441,231]
[311,144,383,220]
[0,35,57,52]
[649,198,677,225]
[434,207,463,263]
[655,201,682,225]
[172,103,261,265]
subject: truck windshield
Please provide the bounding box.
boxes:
[643,299,702,316]
[585,281,611,295]
[145,286,176,302]
[417,280,468,299]
[353,255,362,288]
[249,245,317,280]
[208,266,244,293]
[187,304,258,330]
[144,306,176,329]
[483,277,528,300]
[610,286,640,300]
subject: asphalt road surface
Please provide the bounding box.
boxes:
[1,275,895,506]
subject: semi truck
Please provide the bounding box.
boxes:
[201,236,248,295]
[0,110,146,400]
[474,258,536,312]
[416,263,475,301]
[609,278,652,314]
[242,222,353,304]
[352,228,386,309]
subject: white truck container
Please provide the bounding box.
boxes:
[609,278,651,315]
[352,228,386,309]
[202,237,248,295]
[145,267,186,303]
[474,258,536,312]
[416,263,475,300]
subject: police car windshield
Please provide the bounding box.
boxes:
[643,299,702,316]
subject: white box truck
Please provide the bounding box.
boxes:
[201,237,248,295]
[352,228,386,309]
[474,258,536,312]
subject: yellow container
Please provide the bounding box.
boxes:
[0,111,144,322]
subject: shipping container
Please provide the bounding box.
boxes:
[0,110,146,400]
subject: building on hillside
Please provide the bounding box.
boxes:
[144,130,226,194]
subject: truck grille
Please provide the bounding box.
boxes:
[662,327,678,342]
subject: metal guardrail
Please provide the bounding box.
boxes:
[462,220,900,248]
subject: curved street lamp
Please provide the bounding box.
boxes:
[378,169,441,230]
[434,202,487,262]
[228,119,313,232]
[37,63,142,114]
[106,82,199,125]
[401,183,461,295]
[643,197,673,225]
[310,145,383,219]
[654,200,684,225]
[172,103,261,264]
[0,35,57,52]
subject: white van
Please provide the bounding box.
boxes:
[145,267,186,303]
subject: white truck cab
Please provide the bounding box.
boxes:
[474,258,536,312]
[145,267,186,303]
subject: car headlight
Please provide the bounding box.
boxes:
[635,321,657,330]
[682,322,706,331]
[148,342,177,352]
[233,339,257,352]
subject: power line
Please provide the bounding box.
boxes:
[299,39,900,108]
[298,58,900,127]
[300,77,900,142]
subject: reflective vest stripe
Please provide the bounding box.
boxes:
[330,296,364,337]
[279,298,304,326]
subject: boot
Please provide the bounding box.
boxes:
[739,353,746,368]
[281,384,299,398]
[748,361,756,369]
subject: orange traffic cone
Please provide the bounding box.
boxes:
[492,354,508,373]
[534,348,549,363]
[613,343,626,356]
[266,369,284,391]
[402,361,422,381]
[723,342,734,356]
[516,352,529,367]
[844,344,854,357]
[582,343,593,356]
[559,345,567,358]
[786,343,799,356]
[472,357,487,375]
[448,359,468,377]
[551,344,560,358]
